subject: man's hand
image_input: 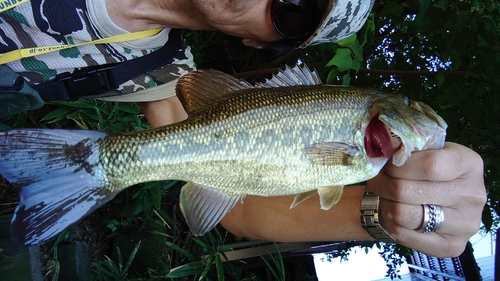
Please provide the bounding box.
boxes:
[368,142,486,257]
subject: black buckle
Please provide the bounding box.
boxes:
[56,64,118,100]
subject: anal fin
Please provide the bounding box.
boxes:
[179,182,245,236]
[290,190,317,209]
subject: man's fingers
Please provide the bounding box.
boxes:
[379,199,482,237]
[381,225,469,258]
[367,143,485,207]
[368,174,476,206]
[378,201,478,258]
[384,142,482,182]
[369,142,486,257]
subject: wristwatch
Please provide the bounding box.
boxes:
[360,188,396,243]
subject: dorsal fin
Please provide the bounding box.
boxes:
[255,64,323,88]
[176,69,253,114]
[175,64,322,114]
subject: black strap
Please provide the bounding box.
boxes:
[35,29,182,101]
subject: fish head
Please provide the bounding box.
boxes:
[363,94,448,166]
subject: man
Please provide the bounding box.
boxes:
[0,0,486,257]
[0,0,372,122]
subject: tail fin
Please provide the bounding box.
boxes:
[0,129,117,245]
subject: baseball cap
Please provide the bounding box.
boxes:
[301,0,375,47]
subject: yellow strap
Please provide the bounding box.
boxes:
[0,0,27,13]
[0,28,163,64]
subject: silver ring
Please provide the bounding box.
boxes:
[420,204,444,233]
[433,205,445,231]
[419,204,430,232]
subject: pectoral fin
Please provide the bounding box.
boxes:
[179,182,245,236]
[304,142,359,166]
[318,185,344,210]
[290,190,317,209]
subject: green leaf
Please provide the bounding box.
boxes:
[216,254,225,281]
[325,48,352,72]
[150,184,162,209]
[415,0,431,23]
[435,74,445,88]
[193,237,208,250]
[358,14,375,47]
[379,1,404,18]
[342,73,351,86]
[477,34,490,47]
[349,40,363,60]
[351,59,360,72]
[79,109,99,122]
[63,100,99,109]
[123,241,141,274]
[68,117,89,130]
[326,68,339,84]
[155,207,177,227]
[260,243,285,281]
[436,85,461,109]
[261,257,279,280]
[199,254,215,280]
[166,261,205,278]
[165,241,197,262]
[336,33,356,47]
[40,107,74,122]
[118,104,140,114]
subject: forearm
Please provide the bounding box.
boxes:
[220,185,374,242]
[138,96,188,128]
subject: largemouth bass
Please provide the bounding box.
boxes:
[0,64,447,245]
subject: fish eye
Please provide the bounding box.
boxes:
[401,96,410,105]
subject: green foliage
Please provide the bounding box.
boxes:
[2,0,500,279]
[365,0,500,231]
[378,243,413,280]
[321,245,353,263]
[42,248,61,281]
[166,229,236,280]
[1,99,148,132]
[92,241,142,281]
[260,243,286,281]
[324,34,366,85]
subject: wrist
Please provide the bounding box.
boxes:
[139,96,187,128]
[360,188,396,243]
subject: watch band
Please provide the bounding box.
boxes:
[360,188,396,243]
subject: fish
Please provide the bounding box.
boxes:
[0,64,448,245]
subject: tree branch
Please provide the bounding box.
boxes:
[234,65,490,84]
[357,68,491,83]
[233,62,323,79]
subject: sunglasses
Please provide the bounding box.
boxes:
[271,0,320,42]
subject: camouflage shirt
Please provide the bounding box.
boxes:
[0,0,195,100]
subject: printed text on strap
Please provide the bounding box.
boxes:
[0,0,26,13]
[0,28,163,64]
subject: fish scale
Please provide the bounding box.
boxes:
[98,86,372,196]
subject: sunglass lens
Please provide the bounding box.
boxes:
[271,0,318,40]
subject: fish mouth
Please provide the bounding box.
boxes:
[364,114,402,159]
